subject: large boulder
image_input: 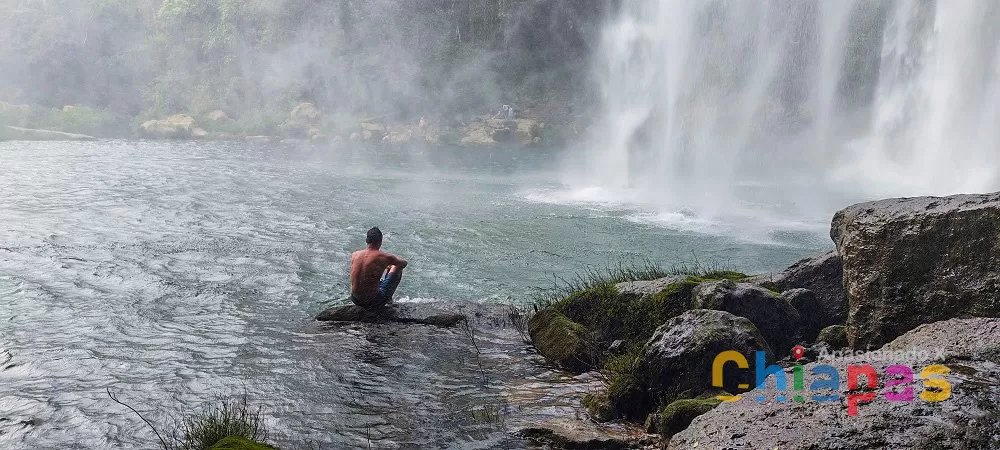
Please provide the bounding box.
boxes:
[642,309,771,407]
[140,114,199,139]
[756,250,846,330]
[692,280,802,355]
[669,317,1000,449]
[832,193,1000,349]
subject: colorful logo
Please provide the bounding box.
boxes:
[711,346,951,415]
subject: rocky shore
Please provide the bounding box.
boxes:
[521,191,1000,448]
[1,100,577,148]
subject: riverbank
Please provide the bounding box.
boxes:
[523,191,1000,448]
[0,101,585,149]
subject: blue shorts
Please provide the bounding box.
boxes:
[351,271,401,309]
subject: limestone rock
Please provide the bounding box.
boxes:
[832,192,1000,349]
[140,114,197,139]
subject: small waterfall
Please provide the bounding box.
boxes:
[569,0,1000,218]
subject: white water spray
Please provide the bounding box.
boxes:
[567,1,1000,221]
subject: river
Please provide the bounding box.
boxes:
[0,140,829,448]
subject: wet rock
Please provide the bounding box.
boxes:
[753,250,846,330]
[832,192,1000,349]
[140,114,198,139]
[517,418,629,450]
[527,309,595,372]
[669,317,1000,449]
[692,280,801,355]
[315,304,466,327]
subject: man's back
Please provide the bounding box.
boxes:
[350,227,407,309]
[350,249,393,300]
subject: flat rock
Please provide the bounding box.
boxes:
[315,304,466,327]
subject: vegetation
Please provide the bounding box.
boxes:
[655,397,721,438]
[0,0,610,135]
[525,262,748,425]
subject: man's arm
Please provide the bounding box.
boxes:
[386,253,408,268]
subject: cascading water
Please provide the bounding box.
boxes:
[565,0,1000,228]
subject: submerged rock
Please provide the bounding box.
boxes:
[832,192,1000,349]
[315,304,466,327]
[517,418,630,450]
[669,317,1000,449]
[692,280,801,355]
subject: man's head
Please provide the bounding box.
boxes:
[366,226,383,248]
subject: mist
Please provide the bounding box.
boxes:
[0,0,608,138]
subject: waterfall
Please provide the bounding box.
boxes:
[568,0,1000,219]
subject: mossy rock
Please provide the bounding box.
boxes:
[817,324,848,349]
[655,398,721,438]
[207,436,277,450]
[527,309,595,372]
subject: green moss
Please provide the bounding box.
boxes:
[656,398,721,438]
[527,309,594,372]
[600,349,648,420]
[207,436,277,450]
[817,324,848,348]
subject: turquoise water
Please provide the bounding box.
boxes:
[0,140,830,448]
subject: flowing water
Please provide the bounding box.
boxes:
[0,141,827,449]
[570,0,1000,219]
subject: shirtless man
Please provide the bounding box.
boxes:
[349,227,408,309]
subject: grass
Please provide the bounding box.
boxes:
[170,395,271,450]
[529,259,746,311]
